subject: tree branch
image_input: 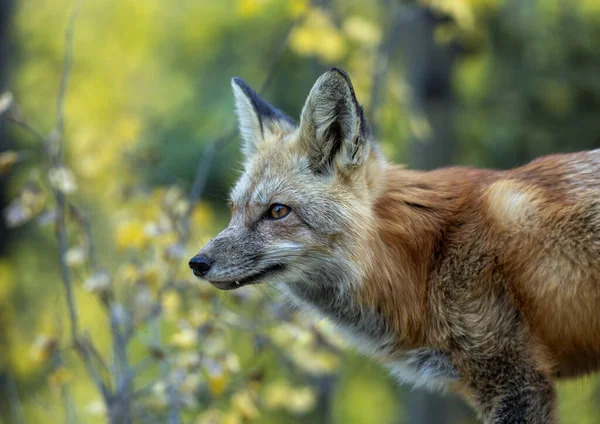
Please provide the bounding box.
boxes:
[54,0,83,142]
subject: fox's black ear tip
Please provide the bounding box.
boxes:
[231,76,244,88]
[231,77,257,98]
[326,67,350,78]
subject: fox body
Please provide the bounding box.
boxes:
[189,68,600,423]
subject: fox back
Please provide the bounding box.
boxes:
[189,68,600,424]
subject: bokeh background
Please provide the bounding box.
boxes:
[1,0,600,423]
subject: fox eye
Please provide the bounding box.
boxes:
[267,204,291,220]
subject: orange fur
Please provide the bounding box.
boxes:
[354,155,600,378]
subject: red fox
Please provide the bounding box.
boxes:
[189,68,600,423]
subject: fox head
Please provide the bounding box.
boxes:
[189,68,386,291]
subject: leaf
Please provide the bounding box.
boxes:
[231,390,260,420]
[83,271,112,295]
[0,151,20,175]
[116,220,148,250]
[0,92,13,116]
[206,364,229,397]
[171,327,197,349]
[48,366,72,389]
[4,182,45,228]
[290,9,347,63]
[84,400,107,417]
[64,246,86,267]
[48,167,78,194]
[286,387,317,414]
[195,409,224,424]
[162,291,181,319]
[343,16,381,46]
[30,334,59,364]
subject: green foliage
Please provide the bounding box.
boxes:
[1,0,600,423]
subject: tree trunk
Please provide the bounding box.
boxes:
[397,7,473,424]
[0,1,15,421]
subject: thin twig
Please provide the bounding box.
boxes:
[47,0,113,406]
[5,371,25,424]
[7,110,47,145]
[66,199,99,273]
[54,0,83,142]
[60,382,78,424]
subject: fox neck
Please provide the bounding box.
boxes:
[285,165,448,356]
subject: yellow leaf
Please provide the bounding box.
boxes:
[343,16,381,46]
[114,116,141,144]
[287,0,309,17]
[263,382,316,413]
[48,366,72,389]
[30,334,59,364]
[195,409,224,424]
[224,353,241,373]
[231,390,260,420]
[191,202,215,231]
[0,151,19,175]
[292,348,340,374]
[188,309,209,327]
[118,263,140,284]
[116,220,148,250]
[222,411,242,424]
[263,381,291,409]
[171,327,197,349]
[286,387,317,414]
[237,0,271,18]
[290,9,347,63]
[581,0,600,14]
[84,400,107,417]
[141,264,163,287]
[162,291,181,319]
[206,365,229,397]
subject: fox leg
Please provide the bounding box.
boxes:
[488,380,556,424]
[453,344,557,424]
[454,354,556,424]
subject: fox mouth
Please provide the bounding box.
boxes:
[209,264,285,290]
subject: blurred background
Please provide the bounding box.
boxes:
[1,0,600,423]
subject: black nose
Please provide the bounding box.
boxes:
[189,255,212,277]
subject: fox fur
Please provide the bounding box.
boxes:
[190,68,600,423]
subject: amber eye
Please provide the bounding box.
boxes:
[268,204,291,220]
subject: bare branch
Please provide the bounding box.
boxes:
[67,199,99,271]
[6,107,48,145]
[4,371,25,424]
[55,0,83,140]
[27,0,114,408]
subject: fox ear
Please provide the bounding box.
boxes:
[231,77,296,157]
[299,68,370,174]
